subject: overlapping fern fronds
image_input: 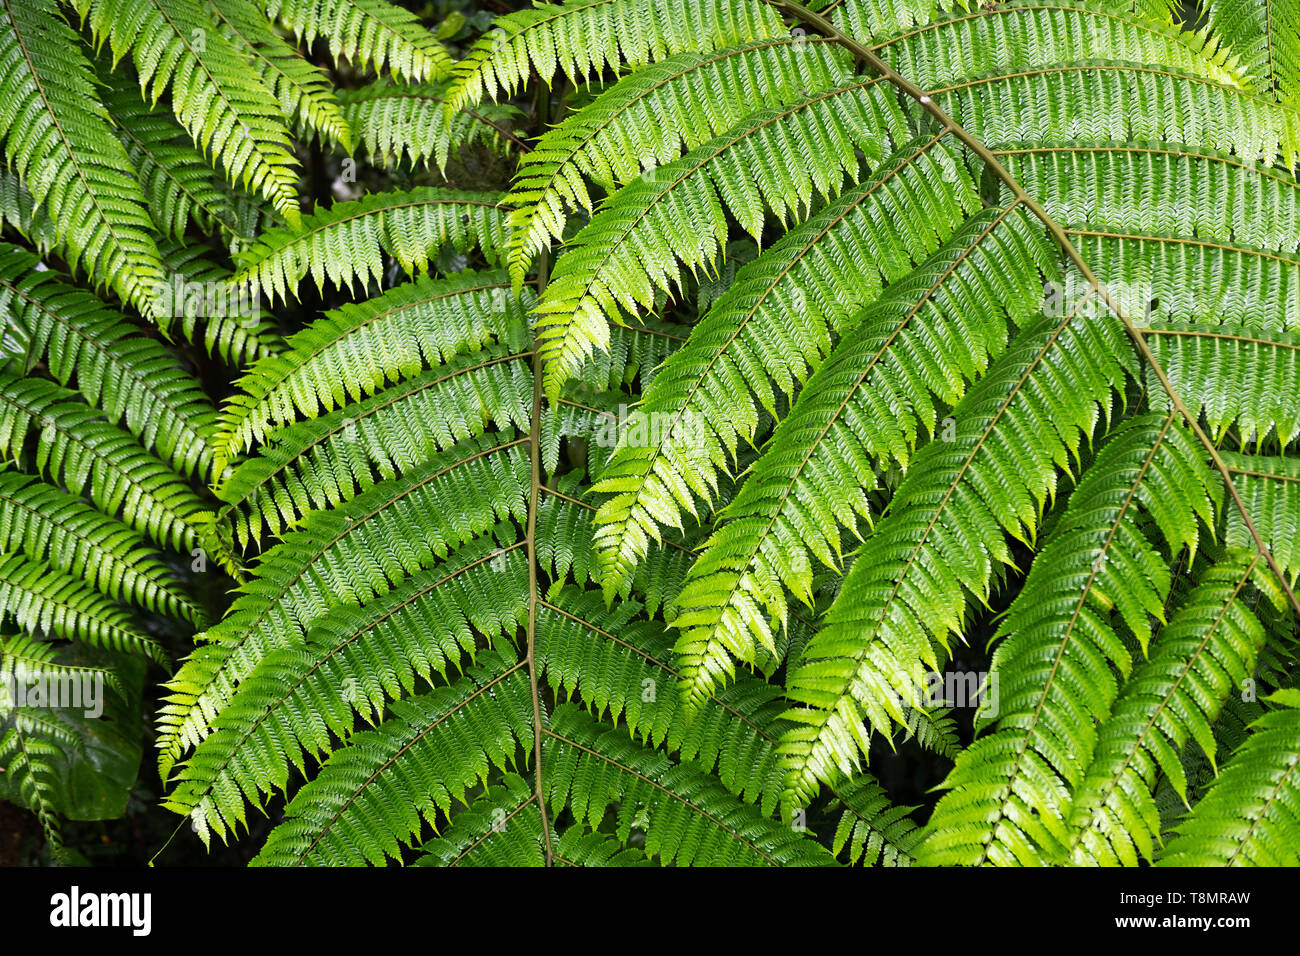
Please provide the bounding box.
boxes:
[3,0,1298,867]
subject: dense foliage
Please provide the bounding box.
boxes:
[1,0,1298,867]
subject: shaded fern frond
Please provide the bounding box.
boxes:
[0,471,200,623]
[543,704,835,865]
[1,246,219,480]
[1156,688,1300,866]
[340,82,521,173]
[920,413,1218,865]
[0,551,167,663]
[1066,551,1278,866]
[831,772,922,865]
[0,374,209,552]
[0,0,165,316]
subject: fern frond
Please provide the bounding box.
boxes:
[539,586,787,814]
[1221,452,1300,584]
[103,74,240,240]
[75,0,302,222]
[156,435,530,777]
[999,142,1300,255]
[340,81,521,175]
[544,704,835,865]
[1158,687,1300,865]
[0,551,166,662]
[212,272,532,466]
[670,204,1053,707]
[0,374,209,552]
[780,307,1135,811]
[1,246,220,479]
[442,0,787,114]
[412,773,543,866]
[169,552,527,843]
[876,0,1244,90]
[536,77,908,400]
[1144,324,1300,447]
[920,413,1218,865]
[1065,551,1277,866]
[936,60,1300,168]
[204,0,351,149]
[229,188,511,304]
[217,347,533,547]
[831,772,922,865]
[1200,0,1300,100]
[505,36,854,286]
[243,647,532,860]
[158,241,286,367]
[831,0,961,44]
[0,471,200,623]
[264,0,453,83]
[590,138,978,598]
[0,0,165,316]
[1071,230,1300,330]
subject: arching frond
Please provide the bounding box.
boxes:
[921,414,1218,865]
[780,308,1135,812]
[0,374,209,552]
[213,271,532,466]
[156,435,530,777]
[875,0,1242,89]
[505,36,854,286]
[536,77,908,400]
[442,0,787,114]
[217,347,533,546]
[230,188,511,304]
[590,138,980,598]
[670,204,1054,707]
[74,0,302,221]
[1065,551,1278,866]
[204,0,351,149]
[264,0,453,83]
[0,0,165,316]
[1,246,219,480]
[936,60,1300,169]
[1143,324,1300,447]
